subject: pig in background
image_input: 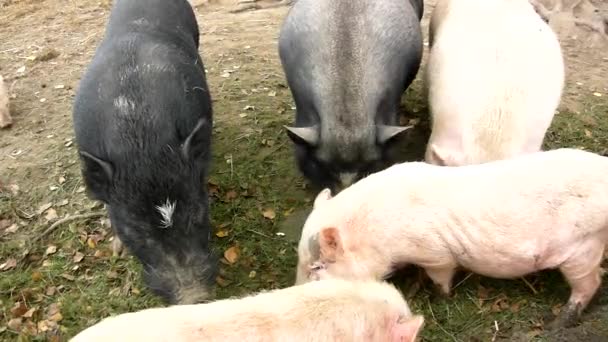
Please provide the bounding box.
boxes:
[296,148,608,328]
[70,279,425,342]
[0,75,12,129]
[424,0,565,166]
[72,0,217,304]
[278,0,424,194]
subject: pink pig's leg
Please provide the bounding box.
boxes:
[424,266,457,297]
[549,240,604,329]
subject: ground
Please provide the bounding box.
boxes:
[0,0,607,340]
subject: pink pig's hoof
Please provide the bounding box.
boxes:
[429,284,453,301]
[546,303,581,331]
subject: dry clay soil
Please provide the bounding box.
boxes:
[1,0,608,341]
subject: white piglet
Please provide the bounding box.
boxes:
[71,279,424,342]
[425,0,565,166]
[296,148,608,329]
[0,75,11,129]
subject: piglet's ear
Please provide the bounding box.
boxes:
[319,227,343,262]
[391,315,425,342]
[313,188,332,208]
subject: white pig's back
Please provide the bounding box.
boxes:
[427,0,564,161]
[360,148,608,242]
[71,279,408,341]
[337,149,608,275]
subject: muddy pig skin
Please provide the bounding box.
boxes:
[0,75,11,129]
[278,0,424,194]
[297,148,608,328]
[424,0,564,166]
[70,279,425,342]
[72,0,217,304]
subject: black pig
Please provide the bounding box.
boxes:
[72,0,217,305]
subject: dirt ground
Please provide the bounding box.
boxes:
[1,0,607,340]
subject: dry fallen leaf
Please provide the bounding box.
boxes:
[477,285,491,300]
[60,273,75,281]
[215,276,231,287]
[0,219,10,230]
[45,209,58,222]
[21,320,38,335]
[37,319,52,333]
[73,252,85,263]
[94,249,107,258]
[0,258,17,271]
[11,302,28,318]
[224,246,240,264]
[37,203,53,215]
[215,230,229,238]
[31,271,42,282]
[49,312,63,322]
[585,129,592,137]
[7,317,22,331]
[491,296,509,313]
[262,208,276,220]
[5,224,19,233]
[45,245,58,255]
[225,190,238,201]
[87,237,96,249]
[22,307,37,319]
[47,303,61,317]
[46,286,57,296]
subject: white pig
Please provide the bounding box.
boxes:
[424,0,565,166]
[296,148,608,328]
[0,75,11,129]
[71,279,425,342]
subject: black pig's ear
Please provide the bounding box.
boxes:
[285,125,319,147]
[79,151,113,202]
[182,118,209,160]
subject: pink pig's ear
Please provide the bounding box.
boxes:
[429,144,461,167]
[391,315,424,342]
[319,227,343,262]
[313,188,333,208]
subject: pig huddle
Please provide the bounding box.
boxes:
[67,0,606,340]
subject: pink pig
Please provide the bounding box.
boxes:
[71,278,424,342]
[296,148,608,328]
[424,0,564,166]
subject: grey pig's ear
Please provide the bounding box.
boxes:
[377,125,413,144]
[284,125,319,147]
[313,188,332,208]
[182,118,209,160]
